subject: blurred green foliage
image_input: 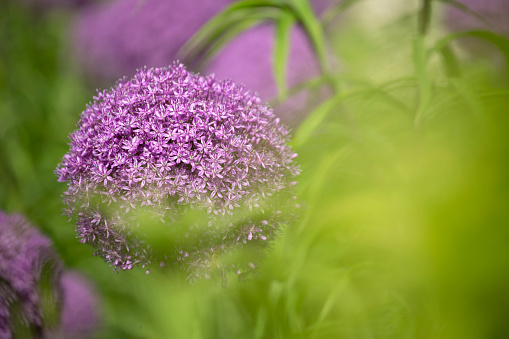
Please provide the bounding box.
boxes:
[1,0,509,338]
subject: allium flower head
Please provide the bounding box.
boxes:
[0,212,62,338]
[56,63,300,282]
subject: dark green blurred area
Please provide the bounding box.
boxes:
[2,0,509,338]
[0,1,90,257]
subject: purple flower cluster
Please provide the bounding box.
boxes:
[72,0,330,126]
[0,212,62,338]
[205,24,320,126]
[56,63,300,281]
[0,212,101,338]
[74,0,230,82]
[60,271,100,338]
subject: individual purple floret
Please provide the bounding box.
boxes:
[205,23,321,126]
[60,271,100,338]
[0,211,62,338]
[73,0,230,83]
[56,62,300,282]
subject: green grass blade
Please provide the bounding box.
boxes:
[413,36,432,126]
[321,0,364,25]
[289,0,334,84]
[430,30,509,80]
[273,10,296,100]
[194,18,266,70]
[292,92,342,148]
[438,0,491,27]
[439,44,461,78]
[450,79,484,121]
[179,1,286,64]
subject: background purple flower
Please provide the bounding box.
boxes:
[56,63,300,282]
[73,0,333,125]
[204,23,322,126]
[60,271,100,338]
[74,0,230,83]
[445,0,509,36]
[444,0,509,59]
[0,211,62,338]
[312,0,337,16]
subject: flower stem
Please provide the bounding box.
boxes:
[418,0,432,36]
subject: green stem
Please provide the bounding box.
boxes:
[419,0,432,36]
[413,36,431,127]
[414,0,433,126]
[290,0,340,94]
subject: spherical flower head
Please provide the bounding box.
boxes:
[56,62,300,282]
[74,0,230,83]
[0,211,63,338]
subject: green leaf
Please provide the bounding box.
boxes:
[289,0,333,84]
[430,30,509,80]
[413,36,432,126]
[450,79,484,122]
[438,0,491,27]
[418,0,433,36]
[321,0,364,25]
[292,92,343,148]
[439,44,461,78]
[194,18,264,70]
[179,11,278,67]
[273,11,296,99]
[254,307,268,339]
[312,270,350,335]
[178,0,286,65]
[294,146,350,238]
[293,86,410,149]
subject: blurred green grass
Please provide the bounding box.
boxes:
[1,0,509,338]
[0,1,93,260]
